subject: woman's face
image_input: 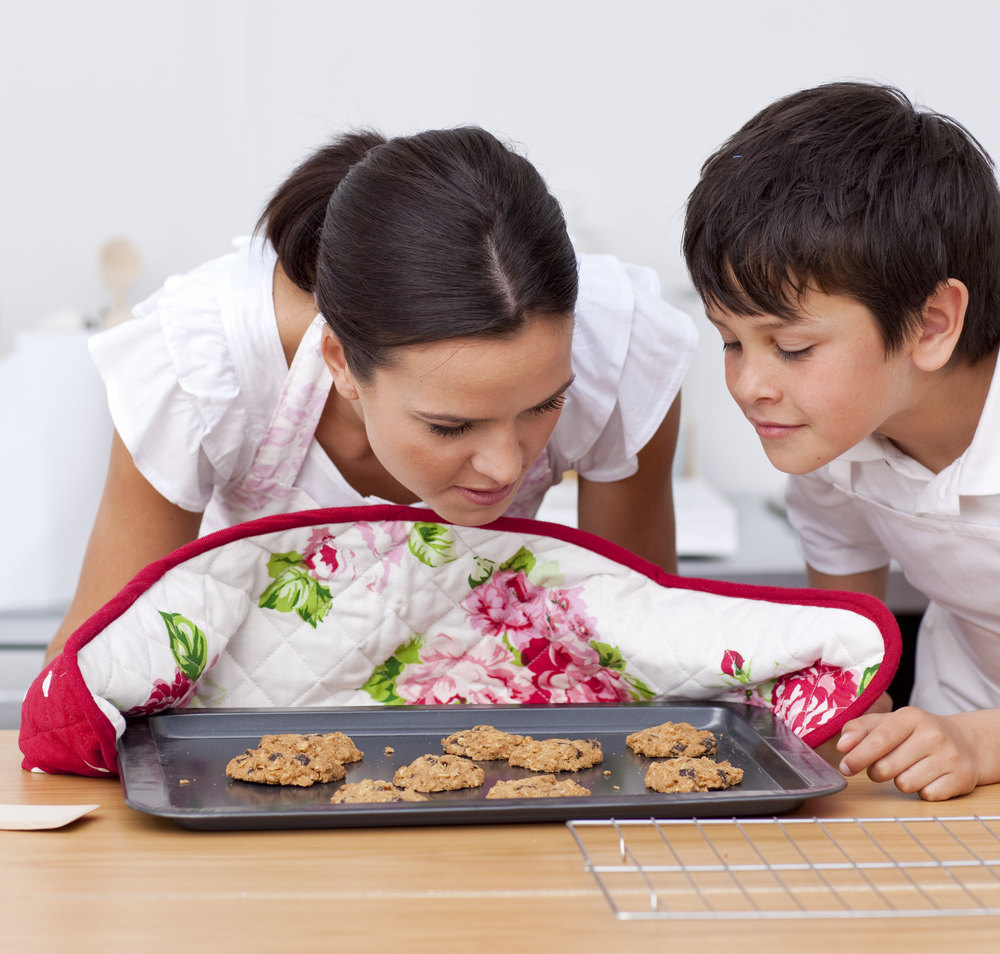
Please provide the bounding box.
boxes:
[327,317,575,526]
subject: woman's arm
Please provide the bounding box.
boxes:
[576,393,681,574]
[45,431,203,663]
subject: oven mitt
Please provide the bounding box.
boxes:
[19,505,900,777]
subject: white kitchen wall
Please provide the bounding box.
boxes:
[1,0,998,497]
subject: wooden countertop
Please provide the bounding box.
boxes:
[3,730,998,953]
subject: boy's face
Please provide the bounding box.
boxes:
[706,288,917,475]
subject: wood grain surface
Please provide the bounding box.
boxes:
[3,730,999,953]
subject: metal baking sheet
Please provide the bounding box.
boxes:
[117,701,846,830]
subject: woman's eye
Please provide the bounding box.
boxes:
[528,395,567,417]
[429,421,474,438]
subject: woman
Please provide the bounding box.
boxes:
[46,126,696,661]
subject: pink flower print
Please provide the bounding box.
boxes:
[395,634,542,705]
[769,663,860,736]
[721,649,743,677]
[720,649,753,684]
[465,571,547,642]
[528,643,632,703]
[544,586,599,643]
[303,532,340,581]
[122,669,197,717]
[357,520,410,595]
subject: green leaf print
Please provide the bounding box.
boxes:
[258,552,333,628]
[360,637,423,705]
[858,663,880,696]
[502,633,524,667]
[408,523,457,567]
[499,546,536,577]
[590,640,626,672]
[468,556,496,589]
[624,674,655,701]
[159,611,208,681]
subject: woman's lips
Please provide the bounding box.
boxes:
[454,482,516,507]
[751,420,803,439]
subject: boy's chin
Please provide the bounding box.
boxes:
[760,445,835,477]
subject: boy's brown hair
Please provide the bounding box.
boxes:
[683,82,1000,364]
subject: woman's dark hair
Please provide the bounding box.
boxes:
[258,127,578,380]
[683,82,1000,364]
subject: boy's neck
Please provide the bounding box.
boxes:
[879,347,998,474]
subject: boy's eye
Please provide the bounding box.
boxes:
[776,345,813,361]
[429,421,474,438]
[721,341,742,353]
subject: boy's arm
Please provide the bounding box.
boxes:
[809,565,1000,800]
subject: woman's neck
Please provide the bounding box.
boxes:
[272,260,319,368]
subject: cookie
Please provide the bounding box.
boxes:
[256,732,364,764]
[226,747,347,787]
[330,779,428,804]
[393,754,485,792]
[507,738,603,772]
[486,775,592,799]
[441,725,530,760]
[644,756,744,793]
[625,721,718,759]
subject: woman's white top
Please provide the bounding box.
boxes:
[90,236,696,525]
[785,353,1000,715]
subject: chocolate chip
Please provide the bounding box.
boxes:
[680,768,696,779]
[670,743,686,756]
[295,754,311,765]
[268,753,281,761]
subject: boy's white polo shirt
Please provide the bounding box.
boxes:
[785,353,1000,714]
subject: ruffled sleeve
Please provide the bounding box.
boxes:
[88,249,273,513]
[548,253,698,481]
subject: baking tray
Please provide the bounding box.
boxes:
[116,701,846,830]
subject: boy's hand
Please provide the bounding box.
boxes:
[836,707,1000,801]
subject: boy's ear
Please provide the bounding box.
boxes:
[911,279,968,372]
[321,327,362,401]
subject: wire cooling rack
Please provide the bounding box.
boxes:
[566,816,1000,919]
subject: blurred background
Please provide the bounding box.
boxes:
[2,0,994,720]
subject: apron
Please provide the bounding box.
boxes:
[201,316,556,534]
[828,459,1000,714]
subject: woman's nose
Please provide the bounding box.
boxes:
[470,429,523,486]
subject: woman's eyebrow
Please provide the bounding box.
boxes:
[415,375,576,423]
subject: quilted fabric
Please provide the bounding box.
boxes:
[19,506,900,777]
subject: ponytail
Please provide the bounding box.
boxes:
[256,129,386,293]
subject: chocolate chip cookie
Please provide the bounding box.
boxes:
[393,754,485,792]
[441,725,530,760]
[486,775,592,799]
[256,732,364,764]
[226,747,347,787]
[644,756,744,793]
[625,721,718,759]
[330,779,428,803]
[507,737,603,772]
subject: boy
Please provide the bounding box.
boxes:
[683,82,1000,801]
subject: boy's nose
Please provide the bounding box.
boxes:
[730,354,780,405]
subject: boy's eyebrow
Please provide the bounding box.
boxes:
[706,313,804,330]
[415,375,576,423]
